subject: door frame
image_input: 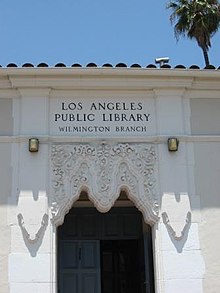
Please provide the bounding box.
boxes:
[55,206,158,293]
[51,221,161,293]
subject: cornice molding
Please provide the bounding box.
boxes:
[9,76,194,91]
[153,88,187,98]
[0,68,218,91]
[49,89,155,98]
[1,135,220,144]
[0,76,12,89]
[0,89,20,99]
[0,67,220,78]
[186,89,220,99]
[18,88,51,98]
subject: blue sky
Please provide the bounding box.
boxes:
[0,0,220,67]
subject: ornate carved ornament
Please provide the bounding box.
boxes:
[50,143,159,226]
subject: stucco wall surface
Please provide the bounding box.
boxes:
[194,142,220,293]
[0,99,13,135]
[191,97,220,293]
[0,68,220,293]
[0,144,12,293]
[191,98,220,135]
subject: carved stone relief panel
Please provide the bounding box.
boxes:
[50,143,159,226]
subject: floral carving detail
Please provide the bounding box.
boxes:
[50,143,159,225]
[112,143,134,157]
[73,145,96,157]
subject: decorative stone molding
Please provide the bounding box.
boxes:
[50,142,159,226]
[17,213,49,244]
[2,134,220,144]
[162,211,191,241]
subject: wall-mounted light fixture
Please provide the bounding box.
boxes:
[29,138,39,152]
[167,137,179,152]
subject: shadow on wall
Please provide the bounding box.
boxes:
[17,213,48,257]
[161,192,192,253]
[162,211,191,253]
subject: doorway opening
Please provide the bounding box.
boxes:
[101,239,144,293]
[57,194,155,293]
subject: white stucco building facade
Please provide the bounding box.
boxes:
[0,66,220,293]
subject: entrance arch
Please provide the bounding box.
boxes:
[50,142,159,226]
[57,199,155,293]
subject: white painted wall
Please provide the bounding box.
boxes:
[155,90,205,293]
[7,90,51,293]
[0,68,219,293]
[190,97,220,293]
[0,145,11,293]
[0,99,13,293]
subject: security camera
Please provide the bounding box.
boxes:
[155,57,170,66]
[155,57,169,64]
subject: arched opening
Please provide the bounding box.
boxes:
[57,191,155,293]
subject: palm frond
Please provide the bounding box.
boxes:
[166,0,220,65]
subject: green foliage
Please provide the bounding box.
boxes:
[167,0,220,65]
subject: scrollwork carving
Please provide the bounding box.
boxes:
[50,143,159,226]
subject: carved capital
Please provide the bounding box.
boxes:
[50,143,159,226]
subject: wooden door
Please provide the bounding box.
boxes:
[58,240,101,293]
[58,207,155,293]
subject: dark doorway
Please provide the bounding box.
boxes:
[101,239,145,293]
[58,207,155,293]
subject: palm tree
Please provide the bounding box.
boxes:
[167,0,220,66]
